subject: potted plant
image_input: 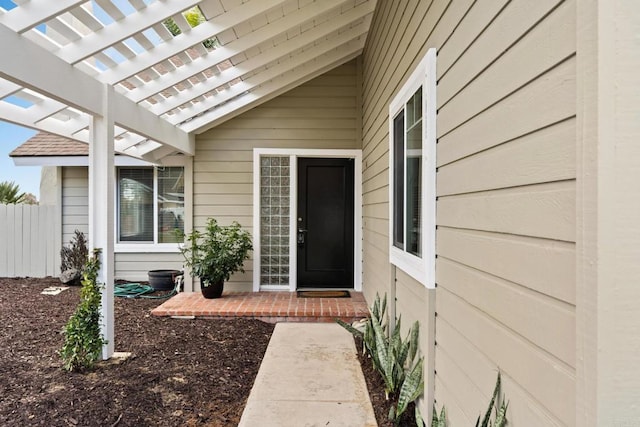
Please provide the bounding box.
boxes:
[179,218,252,299]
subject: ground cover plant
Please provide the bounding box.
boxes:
[0,277,273,426]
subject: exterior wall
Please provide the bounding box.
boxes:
[361,0,576,425]
[62,166,89,245]
[194,61,359,292]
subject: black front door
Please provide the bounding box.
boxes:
[297,157,354,288]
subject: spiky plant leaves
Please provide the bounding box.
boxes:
[0,180,26,204]
[493,402,508,427]
[407,320,420,367]
[431,406,446,427]
[395,357,424,423]
[336,318,364,338]
[414,406,425,427]
[477,372,501,427]
[372,314,393,398]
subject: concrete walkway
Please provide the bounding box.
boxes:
[239,323,377,427]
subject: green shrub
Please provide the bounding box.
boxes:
[60,249,107,371]
[60,230,88,273]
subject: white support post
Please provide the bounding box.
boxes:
[89,84,115,360]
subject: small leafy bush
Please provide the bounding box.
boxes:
[60,230,88,273]
[60,249,107,371]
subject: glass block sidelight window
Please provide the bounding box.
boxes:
[259,156,291,286]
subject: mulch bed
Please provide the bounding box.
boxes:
[0,277,274,426]
[0,277,412,427]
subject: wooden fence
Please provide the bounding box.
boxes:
[0,204,61,278]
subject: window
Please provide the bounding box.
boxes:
[117,166,184,244]
[389,48,436,287]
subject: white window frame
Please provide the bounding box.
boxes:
[115,156,187,253]
[388,48,436,287]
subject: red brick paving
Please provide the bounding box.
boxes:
[151,291,370,323]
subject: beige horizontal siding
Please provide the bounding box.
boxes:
[114,252,183,282]
[62,166,88,245]
[194,61,359,292]
[362,0,576,424]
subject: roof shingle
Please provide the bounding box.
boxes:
[10,132,88,157]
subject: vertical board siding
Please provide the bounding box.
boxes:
[0,204,58,277]
[194,61,359,292]
[361,0,576,424]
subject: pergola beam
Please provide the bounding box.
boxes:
[149,9,374,115]
[0,101,89,142]
[97,0,288,85]
[168,27,369,125]
[0,0,85,33]
[0,23,193,155]
[124,0,355,103]
[58,0,202,65]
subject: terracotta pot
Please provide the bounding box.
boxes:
[200,278,224,299]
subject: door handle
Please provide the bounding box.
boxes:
[297,228,308,245]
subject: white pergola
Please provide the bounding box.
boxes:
[0,0,376,358]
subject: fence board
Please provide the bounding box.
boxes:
[0,204,58,278]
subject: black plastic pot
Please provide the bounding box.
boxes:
[200,278,224,299]
[148,269,180,291]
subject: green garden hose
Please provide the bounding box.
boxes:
[114,280,180,299]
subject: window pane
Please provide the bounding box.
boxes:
[158,167,184,243]
[393,110,405,249]
[119,168,154,242]
[406,88,422,257]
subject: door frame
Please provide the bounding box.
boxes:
[252,148,362,292]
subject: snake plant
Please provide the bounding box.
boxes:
[476,372,508,427]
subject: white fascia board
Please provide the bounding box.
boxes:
[97,0,289,85]
[58,0,202,64]
[150,9,374,115]
[168,29,369,125]
[0,0,85,33]
[125,0,357,103]
[187,47,363,134]
[12,155,154,167]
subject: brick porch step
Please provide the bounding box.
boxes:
[151,291,370,324]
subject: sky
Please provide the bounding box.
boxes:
[0,122,39,198]
[0,0,39,198]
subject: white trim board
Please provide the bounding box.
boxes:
[253,148,363,292]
